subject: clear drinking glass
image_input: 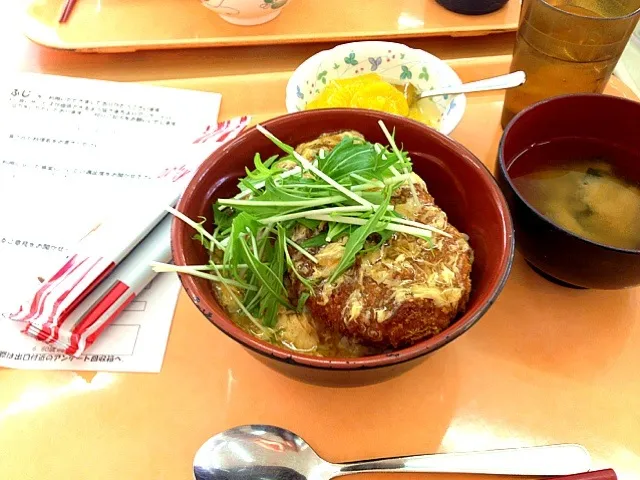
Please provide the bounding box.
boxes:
[501,0,640,128]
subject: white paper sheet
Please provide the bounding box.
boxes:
[0,275,180,372]
[0,73,223,372]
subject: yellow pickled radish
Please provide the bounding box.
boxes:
[306,74,383,110]
[306,83,351,109]
[407,108,424,122]
[303,73,439,128]
[408,99,441,128]
[349,82,410,117]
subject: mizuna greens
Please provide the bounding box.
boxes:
[154,121,451,340]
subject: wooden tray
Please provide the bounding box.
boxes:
[2,56,640,480]
[23,0,521,53]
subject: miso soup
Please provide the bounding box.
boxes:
[509,138,640,250]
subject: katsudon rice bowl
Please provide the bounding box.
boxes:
[170,109,514,386]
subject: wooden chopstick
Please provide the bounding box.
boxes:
[58,0,77,23]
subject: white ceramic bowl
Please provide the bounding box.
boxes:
[201,0,293,26]
[285,41,466,135]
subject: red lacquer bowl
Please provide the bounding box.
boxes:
[498,94,640,290]
[172,109,514,386]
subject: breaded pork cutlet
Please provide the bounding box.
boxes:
[288,132,473,349]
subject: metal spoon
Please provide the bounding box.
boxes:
[193,424,592,480]
[411,70,526,101]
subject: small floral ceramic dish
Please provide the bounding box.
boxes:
[285,41,466,135]
[201,0,292,26]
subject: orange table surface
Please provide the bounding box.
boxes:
[2,2,640,479]
[2,51,640,480]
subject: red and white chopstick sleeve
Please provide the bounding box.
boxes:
[32,215,173,356]
[11,190,172,342]
[11,115,250,356]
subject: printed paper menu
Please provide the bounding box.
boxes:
[0,73,223,372]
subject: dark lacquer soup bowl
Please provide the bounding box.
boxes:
[498,94,640,290]
[172,109,514,387]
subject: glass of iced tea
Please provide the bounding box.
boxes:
[501,0,640,128]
